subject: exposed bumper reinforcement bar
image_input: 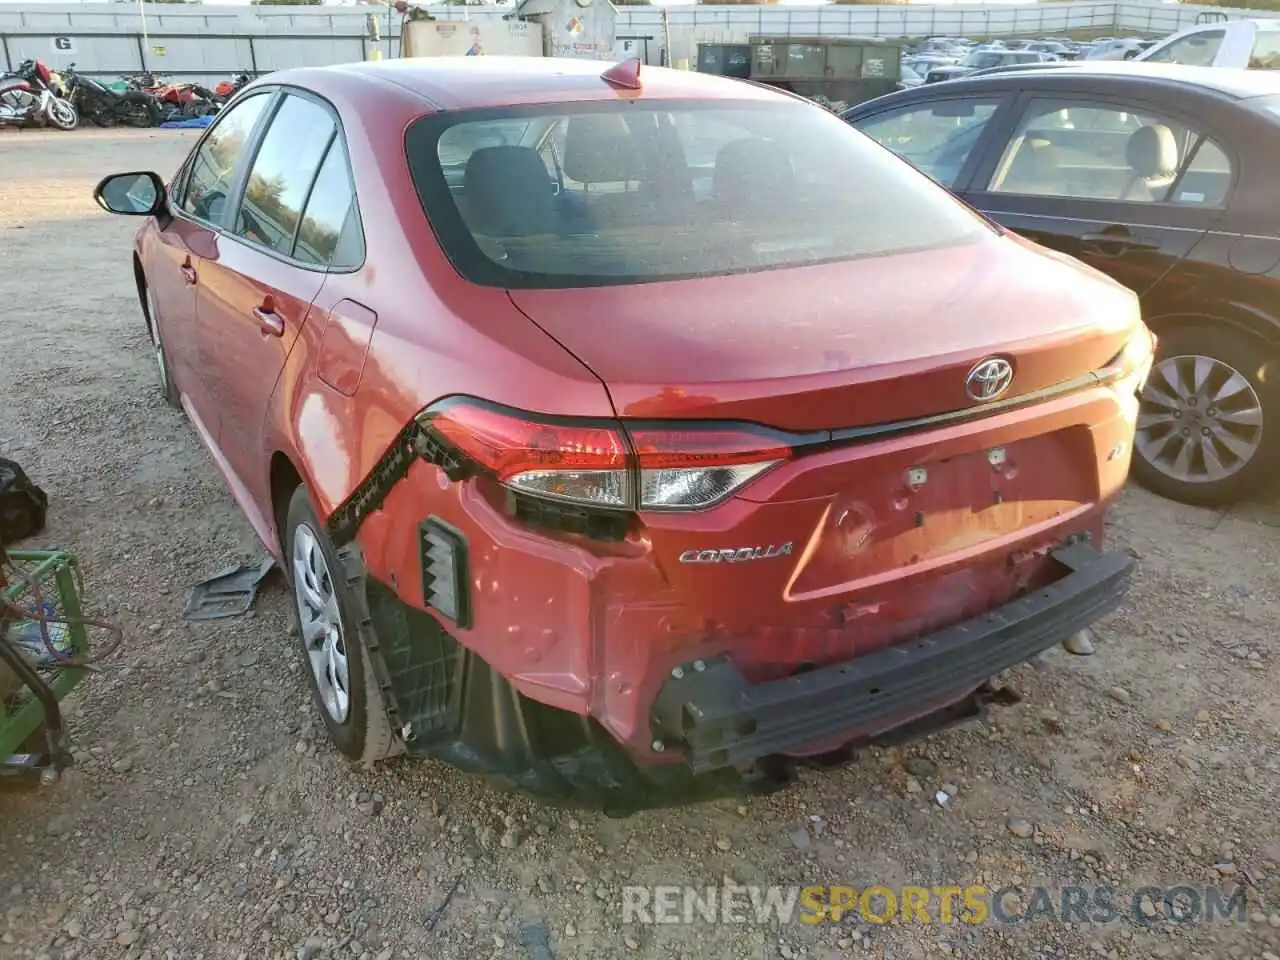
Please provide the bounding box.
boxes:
[651,543,1134,775]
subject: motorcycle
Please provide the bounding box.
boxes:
[213,70,255,105]
[61,63,161,128]
[115,72,220,121]
[0,60,78,130]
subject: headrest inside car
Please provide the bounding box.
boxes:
[1126,124,1179,180]
[463,145,555,237]
[561,114,640,184]
[712,137,794,210]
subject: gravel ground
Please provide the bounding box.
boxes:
[1,128,1279,960]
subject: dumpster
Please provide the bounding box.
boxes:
[696,42,753,79]
[748,35,903,109]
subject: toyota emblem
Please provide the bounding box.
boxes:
[965,357,1014,402]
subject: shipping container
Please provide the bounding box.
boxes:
[696,42,753,79]
[748,35,903,108]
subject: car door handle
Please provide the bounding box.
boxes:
[253,306,284,337]
[1080,231,1161,252]
[180,263,197,285]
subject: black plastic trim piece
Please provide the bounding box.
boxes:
[651,543,1134,775]
[326,419,471,547]
[823,370,1102,445]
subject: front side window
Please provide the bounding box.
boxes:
[406,99,991,289]
[180,92,271,224]
[986,97,1231,206]
[855,98,1000,188]
[234,94,336,255]
[1142,29,1225,66]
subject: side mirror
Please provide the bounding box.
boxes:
[93,171,165,216]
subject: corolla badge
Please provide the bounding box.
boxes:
[679,543,794,564]
[965,357,1014,402]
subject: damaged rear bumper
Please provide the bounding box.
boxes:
[651,543,1133,775]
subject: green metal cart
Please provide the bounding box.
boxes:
[0,549,90,780]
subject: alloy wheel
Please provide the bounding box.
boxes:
[147,290,168,392]
[1136,353,1264,484]
[292,523,351,724]
[49,99,77,129]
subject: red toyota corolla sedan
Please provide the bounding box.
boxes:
[95,56,1151,811]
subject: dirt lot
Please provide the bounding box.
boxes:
[1,128,1279,960]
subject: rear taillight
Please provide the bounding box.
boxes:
[1099,327,1156,396]
[628,426,790,509]
[420,398,793,512]
[429,401,630,508]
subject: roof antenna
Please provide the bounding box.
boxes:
[601,57,642,90]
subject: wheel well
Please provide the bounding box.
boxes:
[1145,312,1280,352]
[270,453,303,554]
[133,253,151,338]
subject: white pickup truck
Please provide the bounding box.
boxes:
[1135,17,1280,69]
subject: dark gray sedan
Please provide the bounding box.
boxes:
[843,63,1280,506]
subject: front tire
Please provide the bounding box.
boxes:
[1131,324,1277,506]
[284,486,399,766]
[47,99,78,131]
[144,285,180,409]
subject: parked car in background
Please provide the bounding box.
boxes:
[926,50,1057,83]
[898,63,926,89]
[914,38,968,58]
[1136,18,1280,70]
[845,63,1280,506]
[93,57,1144,810]
[957,60,1083,81]
[1027,41,1073,59]
[1085,37,1155,60]
[905,53,963,77]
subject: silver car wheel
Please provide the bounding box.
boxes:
[292,523,351,724]
[147,289,168,392]
[1137,353,1264,484]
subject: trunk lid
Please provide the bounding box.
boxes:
[507,233,1137,430]
[509,233,1141,663]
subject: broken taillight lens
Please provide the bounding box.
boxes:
[1099,326,1156,396]
[420,398,792,511]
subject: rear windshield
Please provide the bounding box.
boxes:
[404,99,989,289]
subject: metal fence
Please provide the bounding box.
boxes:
[0,31,375,83]
[1,1,1277,84]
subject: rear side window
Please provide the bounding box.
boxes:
[1250,27,1280,70]
[234,94,336,256]
[1142,29,1225,66]
[293,139,364,269]
[986,97,1232,207]
[405,100,990,289]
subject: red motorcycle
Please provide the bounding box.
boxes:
[213,71,254,104]
[120,72,218,120]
